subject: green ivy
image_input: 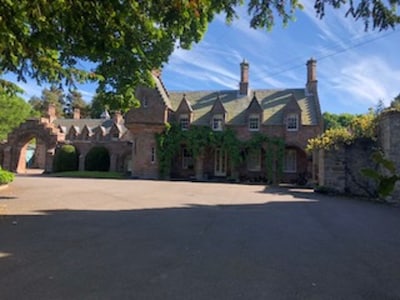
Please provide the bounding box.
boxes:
[156,124,285,182]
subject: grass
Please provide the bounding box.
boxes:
[49,171,127,179]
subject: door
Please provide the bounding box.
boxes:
[214,148,227,176]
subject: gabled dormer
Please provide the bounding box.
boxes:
[66,126,80,141]
[125,71,172,125]
[80,125,92,141]
[109,123,124,141]
[210,95,227,131]
[246,92,263,131]
[176,94,193,130]
[93,126,106,141]
[283,94,302,131]
[57,125,67,134]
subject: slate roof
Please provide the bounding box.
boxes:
[168,89,319,126]
[53,118,127,135]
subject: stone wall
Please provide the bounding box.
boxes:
[318,139,377,197]
[319,111,400,199]
[378,111,400,199]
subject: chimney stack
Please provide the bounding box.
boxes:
[73,108,81,119]
[306,58,317,93]
[113,111,123,124]
[47,103,57,123]
[239,59,249,96]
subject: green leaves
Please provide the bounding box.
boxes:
[1,0,399,111]
[361,151,400,199]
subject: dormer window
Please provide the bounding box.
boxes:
[212,114,224,131]
[286,113,299,131]
[248,114,260,131]
[111,132,119,141]
[179,114,189,130]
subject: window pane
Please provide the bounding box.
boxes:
[249,116,259,130]
[284,149,296,172]
[287,114,298,130]
[182,148,193,169]
[247,149,261,171]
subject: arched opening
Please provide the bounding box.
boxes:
[53,144,79,172]
[17,137,47,174]
[85,146,110,171]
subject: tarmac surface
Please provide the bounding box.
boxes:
[1,176,400,300]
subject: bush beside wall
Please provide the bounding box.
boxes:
[53,145,79,172]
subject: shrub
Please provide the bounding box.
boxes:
[53,145,79,172]
[85,146,110,171]
[0,168,14,185]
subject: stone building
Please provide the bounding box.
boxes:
[0,59,323,183]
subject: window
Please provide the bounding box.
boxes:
[287,114,299,131]
[284,149,297,173]
[248,114,260,131]
[247,149,261,171]
[151,147,156,163]
[212,114,224,131]
[142,97,148,108]
[111,132,119,141]
[182,148,194,170]
[180,114,189,130]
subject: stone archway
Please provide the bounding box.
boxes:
[2,119,62,173]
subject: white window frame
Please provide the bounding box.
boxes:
[286,113,299,131]
[284,149,297,173]
[182,147,193,170]
[179,114,190,130]
[212,114,224,131]
[247,148,261,171]
[248,114,260,131]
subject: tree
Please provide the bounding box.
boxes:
[89,94,108,119]
[0,92,37,141]
[64,90,89,118]
[29,85,65,117]
[322,112,357,131]
[1,1,399,110]
[389,93,400,110]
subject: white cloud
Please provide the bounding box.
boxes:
[321,56,400,111]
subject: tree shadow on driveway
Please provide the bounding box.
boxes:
[1,197,400,300]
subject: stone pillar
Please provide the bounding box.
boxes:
[109,153,117,172]
[2,146,12,171]
[44,148,55,173]
[130,139,136,177]
[378,111,400,199]
[79,153,85,171]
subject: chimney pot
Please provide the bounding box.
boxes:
[73,108,81,119]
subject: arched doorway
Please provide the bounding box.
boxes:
[85,146,110,171]
[2,119,60,174]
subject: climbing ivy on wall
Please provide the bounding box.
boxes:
[156,124,285,183]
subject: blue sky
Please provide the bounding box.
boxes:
[11,3,400,115]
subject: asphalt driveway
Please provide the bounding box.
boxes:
[1,177,400,299]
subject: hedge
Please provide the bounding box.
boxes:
[53,145,79,172]
[84,146,110,171]
[0,168,14,185]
